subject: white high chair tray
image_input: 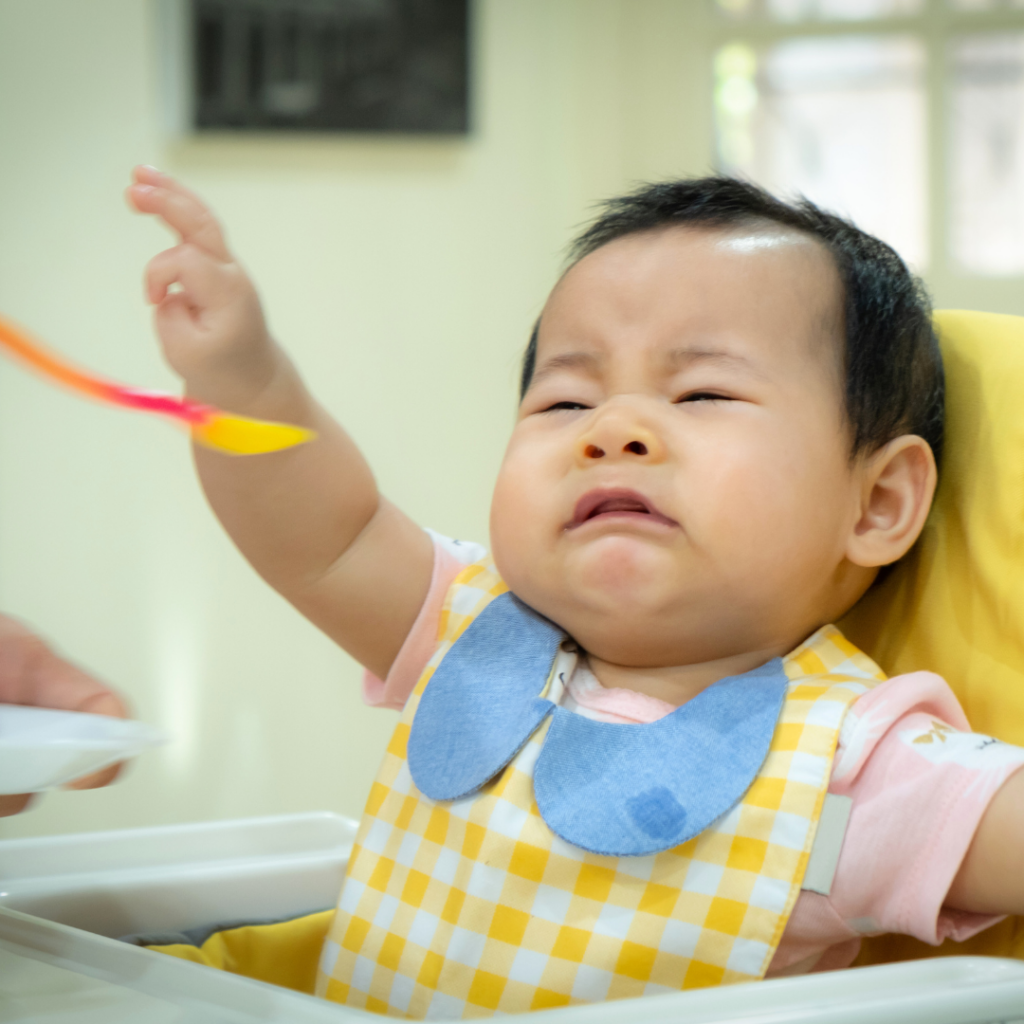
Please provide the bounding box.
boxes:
[1,813,1023,1023]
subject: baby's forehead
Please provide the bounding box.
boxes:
[553,220,837,294]
[536,223,844,368]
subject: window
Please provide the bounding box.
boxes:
[950,32,1024,274]
[712,0,1024,287]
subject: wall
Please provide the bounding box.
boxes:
[0,0,714,838]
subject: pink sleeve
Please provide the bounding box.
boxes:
[360,540,465,710]
[772,672,1024,975]
[821,672,1024,944]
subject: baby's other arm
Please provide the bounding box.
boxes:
[945,766,1024,915]
[126,167,432,679]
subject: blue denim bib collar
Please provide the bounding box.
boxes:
[407,592,789,856]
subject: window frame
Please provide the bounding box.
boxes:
[709,0,1024,314]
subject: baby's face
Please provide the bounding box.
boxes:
[490,224,878,670]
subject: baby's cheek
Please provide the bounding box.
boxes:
[722,487,848,602]
[706,482,816,583]
[489,473,537,579]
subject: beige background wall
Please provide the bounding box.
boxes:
[0,0,713,839]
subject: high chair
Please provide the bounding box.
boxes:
[4,309,1024,1022]
[841,309,1024,972]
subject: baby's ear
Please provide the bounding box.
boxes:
[846,435,937,568]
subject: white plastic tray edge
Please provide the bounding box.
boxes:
[5,814,1024,1023]
[0,810,358,875]
[5,904,1024,1024]
[2,849,349,901]
[0,905,372,1023]
[534,956,1024,1024]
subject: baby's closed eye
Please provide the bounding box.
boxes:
[543,401,591,412]
[675,391,734,404]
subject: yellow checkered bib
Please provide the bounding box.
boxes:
[317,559,885,1018]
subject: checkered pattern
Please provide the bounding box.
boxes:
[316,560,886,1018]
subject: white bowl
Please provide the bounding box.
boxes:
[0,704,165,793]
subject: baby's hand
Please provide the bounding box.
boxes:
[126,166,279,411]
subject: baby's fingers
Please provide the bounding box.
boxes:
[145,243,235,309]
[127,167,231,262]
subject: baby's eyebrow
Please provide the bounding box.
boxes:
[529,351,602,387]
[529,346,770,390]
[665,346,769,379]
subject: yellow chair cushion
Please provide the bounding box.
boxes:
[147,909,333,994]
[840,309,1024,966]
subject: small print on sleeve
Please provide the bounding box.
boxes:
[900,722,1024,771]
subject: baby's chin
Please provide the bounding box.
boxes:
[567,532,681,585]
[526,596,747,669]
[494,534,849,668]
[498,529,676,596]
[498,544,707,644]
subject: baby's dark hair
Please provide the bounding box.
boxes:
[519,176,945,470]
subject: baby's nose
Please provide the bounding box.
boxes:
[576,411,664,463]
[582,439,650,459]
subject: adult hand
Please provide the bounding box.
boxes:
[0,613,129,815]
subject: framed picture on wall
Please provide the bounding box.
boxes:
[182,0,470,133]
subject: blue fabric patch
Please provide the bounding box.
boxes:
[408,592,790,855]
[407,593,561,800]
[534,660,788,855]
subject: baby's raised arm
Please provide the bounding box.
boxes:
[127,167,433,678]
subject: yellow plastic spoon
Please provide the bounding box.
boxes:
[0,315,315,455]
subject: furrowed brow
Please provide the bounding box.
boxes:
[528,351,603,388]
[665,347,768,379]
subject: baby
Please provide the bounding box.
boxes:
[128,166,1024,1018]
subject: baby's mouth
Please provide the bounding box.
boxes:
[568,488,678,529]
